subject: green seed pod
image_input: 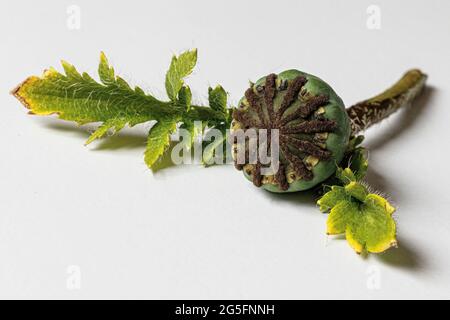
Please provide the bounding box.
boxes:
[231,70,351,193]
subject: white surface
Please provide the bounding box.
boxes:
[1,0,449,299]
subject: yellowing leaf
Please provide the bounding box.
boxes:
[319,168,397,254]
[11,53,172,125]
[346,201,397,254]
[366,194,396,216]
[327,200,358,235]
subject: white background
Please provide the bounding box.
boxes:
[1,0,449,299]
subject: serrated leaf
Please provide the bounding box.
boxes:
[320,171,397,254]
[327,200,359,235]
[13,49,232,175]
[135,86,146,95]
[61,60,82,79]
[317,186,348,212]
[98,52,115,85]
[85,119,126,145]
[144,120,178,168]
[116,76,132,91]
[12,53,173,126]
[208,85,227,113]
[345,200,397,254]
[165,49,197,101]
[365,194,396,216]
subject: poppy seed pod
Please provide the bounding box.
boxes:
[231,70,351,192]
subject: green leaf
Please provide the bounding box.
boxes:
[85,119,126,145]
[347,135,365,152]
[318,168,397,254]
[144,120,178,169]
[98,52,115,85]
[326,195,397,254]
[335,136,368,181]
[345,181,368,202]
[349,148,369,180]
[365,194,396,216]
[12,53,173,126]
[178,86,192,110]
[179,121,194,148]
[208,85,227,113]
[336,167,356,185]
[327,200,359,235]
[346,198,397,254]
[12,50,233,173]
[179,120,204,150]
[317,186,348,212]
[165,49,198,101]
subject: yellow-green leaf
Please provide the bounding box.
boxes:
[346,200,397,254]
[365,194,396,216]
[98,52,115,85]
[165,49,197,101]
[144,120,178,168]
[317,186,348,212]
[350,147,369,180]
[85,119,126,145]
[319,168,397,254]
[11,53,172,125]
[12,50,232,174]
[336,167,356,184]
[345,181,368,202]
[327,200,358,235]
[178,86,192,110]
[208,85,227,113]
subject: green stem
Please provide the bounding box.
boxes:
[347,69,427,135]
[185,104,229,125]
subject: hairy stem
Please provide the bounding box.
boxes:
[347,69,427,135]
[186,105,228,124]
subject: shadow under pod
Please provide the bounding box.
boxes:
[263,187,318,209]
